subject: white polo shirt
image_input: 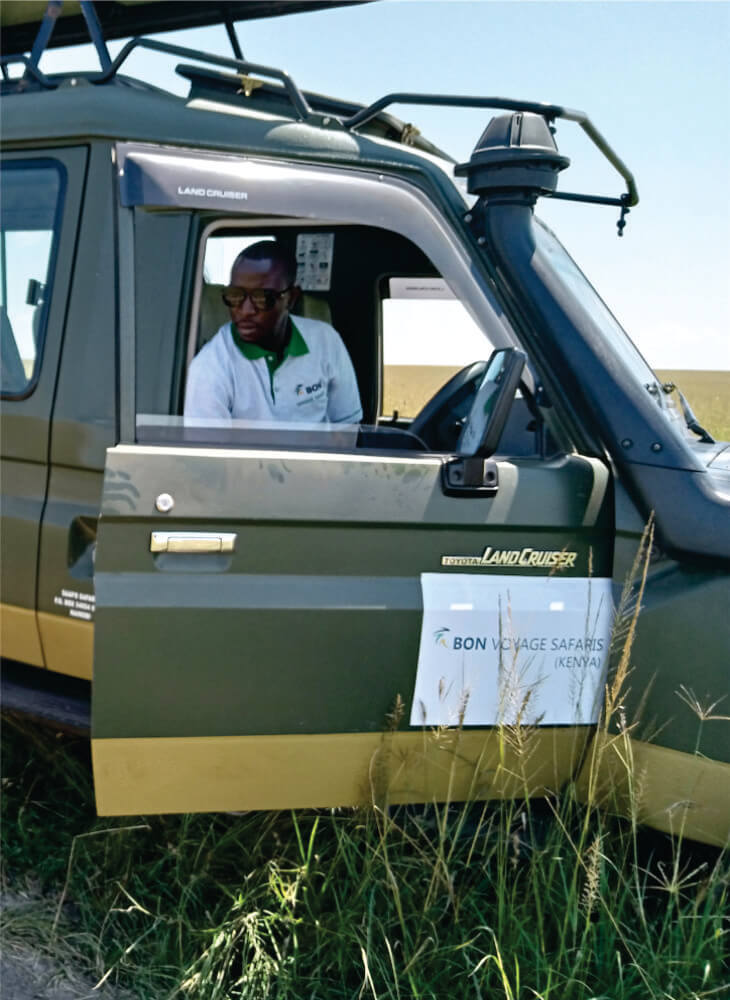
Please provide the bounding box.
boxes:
[184,316,362,423]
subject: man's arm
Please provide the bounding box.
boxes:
[326,331,363,424]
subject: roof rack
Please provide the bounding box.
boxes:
[343,92,638,210]
[1,26,318,121]
[177,65,451,159]
[97,37,317,121]
[1,1,637,219]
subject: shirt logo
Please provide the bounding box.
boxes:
[295,381,323,397]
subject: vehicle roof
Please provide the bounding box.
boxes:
[1,72,464,205]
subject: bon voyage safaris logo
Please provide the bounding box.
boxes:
[433,625,606,660]
[433,626,497,651]
[434,626,496,651]
[433,627,451,647]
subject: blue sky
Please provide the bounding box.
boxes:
[36,0,730,369]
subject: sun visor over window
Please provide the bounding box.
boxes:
[116,142,412,221]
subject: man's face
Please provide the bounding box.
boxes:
[227,257,295,346]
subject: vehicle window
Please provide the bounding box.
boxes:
[533,221,658,385]
[203,233,273,285]
[532,220,702,439]
[136,222,509,455]
[381,277,494,418]
[0,161,64,396]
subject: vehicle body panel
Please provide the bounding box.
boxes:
[93,728,591,817]
[1,145,88,664]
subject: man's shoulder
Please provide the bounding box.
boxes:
[191,324,234,367]
[292,315,343,352]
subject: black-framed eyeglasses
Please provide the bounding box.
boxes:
[221,285,293,312]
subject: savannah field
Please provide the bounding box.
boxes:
[384,366,730,441]
[656,370,730,441]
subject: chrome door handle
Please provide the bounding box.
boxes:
[150,531,237,554]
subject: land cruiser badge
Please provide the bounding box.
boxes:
[441,546,578,569]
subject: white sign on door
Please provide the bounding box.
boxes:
[411,573,614,727]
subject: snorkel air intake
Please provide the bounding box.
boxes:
[456,112,569,200]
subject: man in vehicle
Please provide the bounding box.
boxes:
[184,241,362,423]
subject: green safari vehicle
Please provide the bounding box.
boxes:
[1,1,728,847]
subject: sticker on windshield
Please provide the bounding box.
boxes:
[411,573,613,727]
[296,233,334,291]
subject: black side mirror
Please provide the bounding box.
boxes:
[26,278,45,306]
[456,347,526,457]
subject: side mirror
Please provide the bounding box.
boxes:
[26,279,45,306]
[442,348,526,498]
[456,347,526,457]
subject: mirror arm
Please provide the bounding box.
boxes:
[441,457,499,497]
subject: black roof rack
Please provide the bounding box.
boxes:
[344,92,638,210]
[1,1,638,222]
[177,65,451,159]
[0,28,451,159]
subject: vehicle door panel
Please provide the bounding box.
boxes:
[92,443,612,814]
[92,147,613,814]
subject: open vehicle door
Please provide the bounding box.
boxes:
[91,145,615,815]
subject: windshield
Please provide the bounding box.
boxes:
[532,219,691,438]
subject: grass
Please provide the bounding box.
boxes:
[3,529,729,999]
[384,367,730,441]
[655,371,730,442]
[2,719,727,999]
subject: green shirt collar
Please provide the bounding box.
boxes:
[230,318,309,363]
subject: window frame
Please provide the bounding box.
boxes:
[173,219,500,442]
[119,143,522,450]
[0,157,67,401]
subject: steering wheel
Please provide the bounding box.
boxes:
[408,360,488,451]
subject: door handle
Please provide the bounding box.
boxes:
[150,531,237,554]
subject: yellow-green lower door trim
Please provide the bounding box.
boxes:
[92,727,589,816]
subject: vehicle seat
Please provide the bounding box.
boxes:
[197,282,332,350]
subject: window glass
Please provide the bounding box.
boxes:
[0,163,64,395]
[139,223,504,455]
[381,278,494,418]
[203,234,271,285]
[532,220,694,438]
